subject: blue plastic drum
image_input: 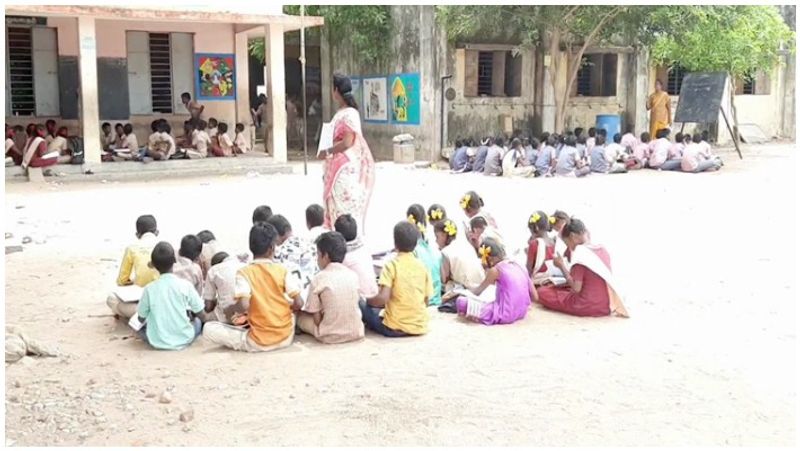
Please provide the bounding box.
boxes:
[596,114,621,139]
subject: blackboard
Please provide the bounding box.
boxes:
[674,72,727,123]
[58,56,79,120]
[97,57,130,120]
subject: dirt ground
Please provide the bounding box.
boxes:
[3,144,796,446]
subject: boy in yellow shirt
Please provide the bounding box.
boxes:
[106,215,160,319]
[203,222,303,352]
[361,221,433,337]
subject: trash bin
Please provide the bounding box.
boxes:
[393,143,415,164]
[596,114,621,139]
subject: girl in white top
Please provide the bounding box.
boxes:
[216,122,234,157]
[233,123,249,154]
[186,120,211,159]
[434,219,485,291]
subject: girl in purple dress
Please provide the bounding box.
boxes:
[456,237,536,325]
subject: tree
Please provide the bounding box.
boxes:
[250,5,391,66]
[437,5,647,132]
[647,6,794,144]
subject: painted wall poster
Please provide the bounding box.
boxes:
[349,77,363,113]
[195,53,236,101]
[390,73,421,125]
[362,77,388,122]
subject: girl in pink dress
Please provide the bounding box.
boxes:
[537,217,629,318]
[319,74,376,239]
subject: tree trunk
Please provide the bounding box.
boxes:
[728,75,740,145]
[547,28,564,133]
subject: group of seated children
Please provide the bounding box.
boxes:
[5,120,82,169]
[449,126,723,177]
[103,118,250,162]
[106,189,628,353]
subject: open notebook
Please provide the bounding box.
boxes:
[114,285,143,303]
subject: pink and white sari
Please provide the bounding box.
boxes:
[322,107,376,236]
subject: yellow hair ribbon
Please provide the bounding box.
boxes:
[460,194,471,210]
[407,214,416,225]
[529,213,541,224]
[444,220,457,237]
[418,223,426,235]
[548,216,556,225]
[479,245,492,265]
[431,208,443,220]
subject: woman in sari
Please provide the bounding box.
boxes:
[319,74,376,238]
[537,217,629,318]
[646,80,671,140]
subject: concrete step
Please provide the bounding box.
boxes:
[5,155,294,183]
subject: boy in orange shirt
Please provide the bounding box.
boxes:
[203,222,303,352]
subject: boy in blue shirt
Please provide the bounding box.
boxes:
[136,242,204,350]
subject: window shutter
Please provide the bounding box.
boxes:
[491,51,506,96]
[127,31,152,114]
[170,33,194,113]
[464,50,478,97]
[32,27,60,116]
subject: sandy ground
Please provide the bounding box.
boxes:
[3,144,796,446]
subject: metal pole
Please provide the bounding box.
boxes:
[301,5,308,175]
[719,106,743,159]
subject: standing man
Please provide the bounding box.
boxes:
[182,92,205,126]
[646,79,672,139]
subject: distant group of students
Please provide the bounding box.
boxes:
[449,126,723,177]
[5,120,82,169]
[101,117,250,163]
[105,190,628,352]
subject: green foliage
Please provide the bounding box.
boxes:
[249,6,392,65]
[648,6,794,77]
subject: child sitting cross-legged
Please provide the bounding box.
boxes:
[434,219,485,293]
[297,232,364,344]
[135,241,204,350]
[173,234,204,296]
[407,204,443,306]
[202,251,245,324]
[203,223,303,352]
[360,222,433,337]
[106,215,161,320]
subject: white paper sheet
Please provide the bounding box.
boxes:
[317,122,334,156]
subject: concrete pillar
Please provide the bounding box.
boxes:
[265,23,287,163]
[419,6,438,161]
[320,28,333,122]
[541,52,557,133]
[77,16,101,165]
[631,47,650,136]
[234,32,250,125]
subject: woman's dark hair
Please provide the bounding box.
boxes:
[462,191,484,212]
[266,214,292,237]
[656,128,671,139]
[561,217,587,240]
[197,230,215,243]
[692,133,703,144]
[249,223,278,257]
[218,122,228,134]
[333,73,358,110]
[252,205,273,224]
[406,204,427,227]
[528,210,551,234]
[427,204,447,222]
[316,232,347,264]
[211,251,229,267]
[640,132,651,142]
[179,235,203,261]
[334,214,358,242]
[394,221,420,253]
[595,134,606,146]
[433,220,458,246]
[306,204,325,228]
[151,242,177,274]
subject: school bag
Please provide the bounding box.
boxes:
[68,136,84,165]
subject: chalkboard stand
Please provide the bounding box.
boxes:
[719,106,743,159]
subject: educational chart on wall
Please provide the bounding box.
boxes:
[195,53,236,101]
[390,73,420,125]
[362,77,388,122]
[349,77,363,114]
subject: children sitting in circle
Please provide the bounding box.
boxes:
[105,195,632,352]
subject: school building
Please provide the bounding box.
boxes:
[3,5,323,164]
[321,5,795,160]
